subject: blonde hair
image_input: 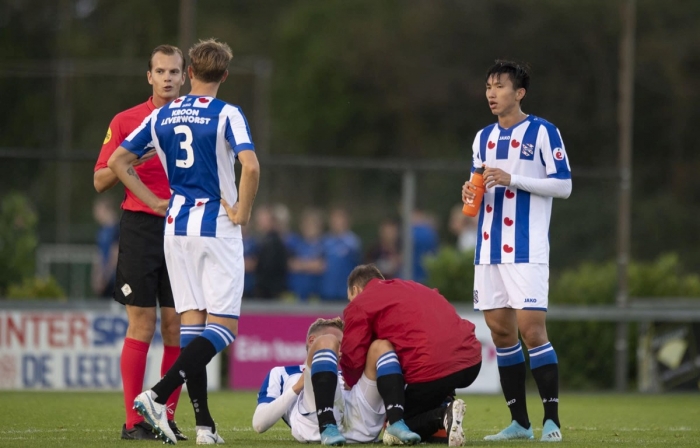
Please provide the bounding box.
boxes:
[188,38,233,83]
[306,317,344,340]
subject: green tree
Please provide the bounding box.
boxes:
[0,193,38,294]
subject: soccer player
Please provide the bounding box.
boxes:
[461,60,572,442]
[340,264,483,447]
[108,38,260,445]
[253,317,420,446]
[93,44,187,441]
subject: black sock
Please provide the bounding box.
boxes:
[377,374,405,424]
[498,363,530,429]
[531,363,560,427]
[153,336,216,404]
[311,371,338,431]
[404,407,442,441]
[187,366,215,430]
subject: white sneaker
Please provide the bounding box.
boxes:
[443,399,466,447]
[133,391,177,444]
[196,427,225,445]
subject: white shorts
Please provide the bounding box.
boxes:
[163,235,244,317]
[289,370,385,444]
[473,263,549,311]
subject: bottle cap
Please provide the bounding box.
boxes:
[474,166,485,174]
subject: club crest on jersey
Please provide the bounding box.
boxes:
[553,148,565,161]
[521,143,534,157]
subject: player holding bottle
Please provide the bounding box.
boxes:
[462,60,571,442]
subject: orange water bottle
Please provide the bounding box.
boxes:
[462,167,485,217]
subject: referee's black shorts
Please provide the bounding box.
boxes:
[113,210,174,308]
[404,361,482,420]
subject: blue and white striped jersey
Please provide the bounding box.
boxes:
[257,365,304,426]
[471,115,571,265]
[121,95,255,238]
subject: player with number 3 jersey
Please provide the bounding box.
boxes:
[108,38,260,445]
[126,92,253,239]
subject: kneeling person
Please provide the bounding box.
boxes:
[252,317,420,446]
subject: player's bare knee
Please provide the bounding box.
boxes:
[160,321,180,346]
[488,324,517,347]
[365,339,394,367]
[310,333,340,352]
[126,317,156,343]
[520,327,548,349]
[368,339,394,357]
[159,308,181,345]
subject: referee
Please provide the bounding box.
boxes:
[93,44,187,441]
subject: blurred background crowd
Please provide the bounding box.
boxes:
[92,197,478,302]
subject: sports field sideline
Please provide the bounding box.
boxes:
[0,391,697,447]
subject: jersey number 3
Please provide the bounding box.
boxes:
[174,125,194,168]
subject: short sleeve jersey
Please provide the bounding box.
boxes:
[471,115,571,265]
[121,95,255,238]
[94,97,171,215]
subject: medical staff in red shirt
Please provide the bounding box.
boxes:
[340,264,482,446]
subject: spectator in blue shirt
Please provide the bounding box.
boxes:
[321,207,361,300]
[91,196,120,298]
[287,208,325,300]
[412,209,438,284]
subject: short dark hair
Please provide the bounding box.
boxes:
[149,44,185,72]
[347,264,384,291]
[485,59,531,100]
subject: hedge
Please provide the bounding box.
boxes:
[425,250,700,389]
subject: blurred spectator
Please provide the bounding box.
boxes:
[321,207,361,300]
[411,209,438,283]
[253,205,288,299]
[91,196,119,298]
[242,224,258,298]
[365,217,402,279]
[272,203,292,241]
[287,208,325,300]
[449,205,478,253]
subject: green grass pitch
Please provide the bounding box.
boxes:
[0,392,698,447]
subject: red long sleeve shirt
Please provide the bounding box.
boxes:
[340,278,482,388]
